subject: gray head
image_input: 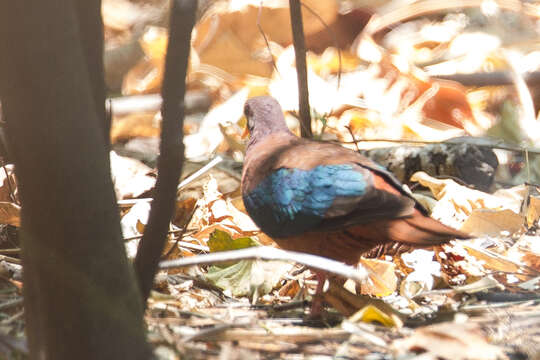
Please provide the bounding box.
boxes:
[244,96,292,146]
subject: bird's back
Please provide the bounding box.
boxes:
[241,96,466,264]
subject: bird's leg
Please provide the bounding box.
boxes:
[310,271,327,317]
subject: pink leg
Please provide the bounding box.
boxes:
[310,271,327,317]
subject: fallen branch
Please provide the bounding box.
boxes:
[159,246,368,283]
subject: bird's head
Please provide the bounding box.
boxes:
[243,96,291,146]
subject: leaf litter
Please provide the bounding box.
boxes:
[3,0,540,359]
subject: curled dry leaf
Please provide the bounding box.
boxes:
[110,151,156,200]
[359,258,397,297]
[411,171,526,235]
[190,176,270,249]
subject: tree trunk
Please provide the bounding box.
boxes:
[0,1,152,359]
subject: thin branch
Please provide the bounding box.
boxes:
[256,1,279,77]
[134,0,198,306]
[300,2,342,90]
[159,246,368,283]
[337,137,540,155]
[162,204,198,259]
[289,0,312,138]
[178,155,222,189]
[432,70,540,87]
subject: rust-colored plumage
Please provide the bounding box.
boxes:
[241,96,467,265]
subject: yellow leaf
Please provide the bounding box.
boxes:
[349,305,398,328]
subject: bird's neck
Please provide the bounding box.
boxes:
[248,128,293,148]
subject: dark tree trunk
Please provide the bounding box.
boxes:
[134,0,196,306]
[0,1,152,359]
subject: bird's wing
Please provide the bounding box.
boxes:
[243,160,416,238]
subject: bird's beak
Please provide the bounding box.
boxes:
[242,125,250,139]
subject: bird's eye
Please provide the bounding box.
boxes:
[244,104,253,118]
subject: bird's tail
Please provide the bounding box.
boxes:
[387,209,468,246]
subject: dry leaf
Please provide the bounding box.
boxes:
[110,151,155,200]
[359,258,397,297]
[192,0,337,77]
[0,164,17,203]
[206,248,293,300]
[110,111,160,143]
[184,89,248,160]
[0,202,20,227]
[122,27,167,94]
[120,200,151,258]
[400,250,440,298]
[460,209,525,237]
[526,194,540,228]
[463,243,521,274]
[392,322,504,360]
[411,171,525,231]
[349,305,398,328]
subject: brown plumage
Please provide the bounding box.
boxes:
[241,96,467,266]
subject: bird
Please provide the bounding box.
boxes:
[241,96,467,266]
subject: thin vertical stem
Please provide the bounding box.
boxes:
[289,0,312,138]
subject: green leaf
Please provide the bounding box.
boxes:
[204,229,292,300]
[206,260,293,299]
[207,229,257,253]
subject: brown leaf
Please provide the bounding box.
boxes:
[192,1,338,77]
[0,202,20,227]
[359,258,397,297]
[393,322,504,360]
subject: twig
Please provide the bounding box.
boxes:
[433,70,540,87]
[300,2,342,91]
[344,125,360,152]
[0,297,23,310]
[124,228,185,242]
[0,255,21,265]
[118,156,223,209]
[134,0,197,306]
[162,205,198,259]
[0,248,19,255]
[256,2,279,77]
[159,246,368,283]
[289,0,312,138]
[178,156,222,189]
[337,137,540,155]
